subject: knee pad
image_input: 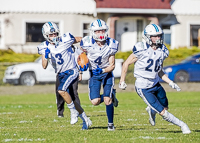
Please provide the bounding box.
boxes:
[162,110,169,120]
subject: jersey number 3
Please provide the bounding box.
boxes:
[145,59,160,72]
[55,53,64,65]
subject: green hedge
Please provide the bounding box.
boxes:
[0,49,40,62]
[0,46,200,84]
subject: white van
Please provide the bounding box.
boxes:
[3,57,123,86]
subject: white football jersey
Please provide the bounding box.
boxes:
[37,32,78,73]
[133,42,169,88]
[80,36,118,70]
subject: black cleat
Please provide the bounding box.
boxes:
[112,89,118,107]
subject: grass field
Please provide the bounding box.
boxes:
[0,91,200,143]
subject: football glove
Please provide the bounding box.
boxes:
[169,81,181,91]
[45,48,50,59]
[92,65,103,76]
[79,63,89,71]
[119,81,127,90]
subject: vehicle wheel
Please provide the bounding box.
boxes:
[174,71,189,82]
[20,72,36,86]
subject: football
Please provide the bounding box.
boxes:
[77,53,89,68]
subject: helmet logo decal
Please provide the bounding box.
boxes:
[50,28,55,33]
[91,23,94,27]
[144,29,147,34]
[152,24,159,32]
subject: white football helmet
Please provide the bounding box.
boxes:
[42,22,60,45]
[89,19,109,41]
[143,24,163,46]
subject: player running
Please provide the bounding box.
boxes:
[37,22,92,130]
[119,24,191,134]
[79,19,118,131]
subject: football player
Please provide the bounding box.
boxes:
[37,22,92,130]
[79,19,119,131]
[55,45,82,118]
[119,24,191,134]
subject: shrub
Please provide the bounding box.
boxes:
[0,49,40,62]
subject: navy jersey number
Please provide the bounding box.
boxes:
[94,56,102,65]
[55,53,64,65]
[145,59,160,72]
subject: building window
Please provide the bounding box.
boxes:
[137,20,143,42]
[190,25,200,47]
[162,25,171,45]
[83,23,90,37]
[163,29,171,45]
[26,23,45,42]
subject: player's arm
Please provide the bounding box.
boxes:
[120,53,137,83]
[42,55,48,69]
[158,67,171,84]
[73,37,82,44]
[158,65,181,91]
[102,55,115,73]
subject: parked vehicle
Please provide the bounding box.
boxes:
[162,53,200,82]
[3,56,124,86]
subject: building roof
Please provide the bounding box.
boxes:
[95,0,173,14]
[171,0,200,15]
[0,0,96,15]
[95,0,171,9]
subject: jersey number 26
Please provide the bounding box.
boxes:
[145,59,160,72]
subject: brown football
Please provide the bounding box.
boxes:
[77,53,89,68]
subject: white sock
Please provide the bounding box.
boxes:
[67,102,76,111]
[79,112,88,121]
[163,110,184,127]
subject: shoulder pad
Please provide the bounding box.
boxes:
[60,32,75,43]
[161,44,169,58]
[107,37,119,48]
[80,36,92,46]
[132,42,147,53]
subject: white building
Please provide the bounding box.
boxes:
[171,0,200,49]
[1,0,194,53]
[0,0,96,53]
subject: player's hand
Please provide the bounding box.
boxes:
[79,63,89,71]
[92,65,103,76]
[45,48,50,59]
[119,81,127,90]
[169,81,181,91]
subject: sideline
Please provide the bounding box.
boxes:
[0,82,200,96]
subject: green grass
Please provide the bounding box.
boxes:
[0,91,200,143]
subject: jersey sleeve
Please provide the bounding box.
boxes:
[80,36,92,50]
[132,42,146,58]
[37,41,48,55]
[162,45,169,60]
[61,32,75,46]
[107,38,119,55]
